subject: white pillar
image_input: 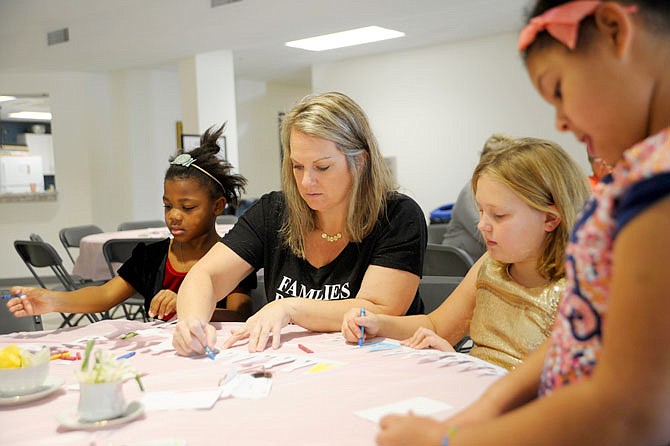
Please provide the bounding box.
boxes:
[179,49,239,171]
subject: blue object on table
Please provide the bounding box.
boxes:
[430,203,454,224]
[358,308,366,347]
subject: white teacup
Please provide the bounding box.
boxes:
[77,382,126,422]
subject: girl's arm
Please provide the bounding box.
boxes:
[223,287,253,320]
[8,276,136,316]
[341,254,483,344]
[439,197,670,446]
[377,343,546,446]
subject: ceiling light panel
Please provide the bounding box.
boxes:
[285,26,405,52]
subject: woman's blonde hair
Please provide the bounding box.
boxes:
[471,137,589,281]
[279,92,395,259]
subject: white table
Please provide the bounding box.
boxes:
[72,225,233,281]
[0,320,503,446]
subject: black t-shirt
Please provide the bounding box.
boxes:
[221,191,426,314]
[118,238,256,311]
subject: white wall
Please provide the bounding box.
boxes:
[0,68,181,280]
[312,32,589,219]
[0,71,106,278]
[236,80,310,198]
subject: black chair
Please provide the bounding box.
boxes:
[102,238,162,321]
[423,243,475,276]
[0,297,43,335]
[13,240,106,328]
[427,223,449,244]
[418,275,463,314]
[59,225,103,265]
[117,220,165,231]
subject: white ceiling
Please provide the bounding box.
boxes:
[0,0,532,118]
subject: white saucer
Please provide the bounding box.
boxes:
[56,400,144,430]
[0,376,65,406]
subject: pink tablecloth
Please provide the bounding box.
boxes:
[0,320,502,446]
[72,224,233,281]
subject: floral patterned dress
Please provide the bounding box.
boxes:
[540,128,670,395]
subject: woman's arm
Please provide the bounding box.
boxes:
[173,243,254,354]
[7,277,136,316]
[223,263,423,351]
[341,254,483,344]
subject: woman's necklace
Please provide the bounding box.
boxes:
[321,231,342,242]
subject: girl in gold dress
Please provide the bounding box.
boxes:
[341,136,589,370]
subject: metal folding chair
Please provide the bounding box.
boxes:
[422,243,475,276]
[116,220,165,231]
[13,240,107,328]
[58,225,103,265]
[102,238,162,321]
[0,296,43,335]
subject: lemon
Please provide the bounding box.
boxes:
[0,344,23,368]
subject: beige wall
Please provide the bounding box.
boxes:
[312,32,589,218]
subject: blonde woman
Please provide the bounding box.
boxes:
[173,92,427,354]
[343,137,590,370]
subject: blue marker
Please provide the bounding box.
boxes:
[204,346,216,360]
[2,293,25,300]
[358,308,366,346]
[116,351,136,360]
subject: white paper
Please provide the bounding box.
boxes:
[219,373,272,399]
[141,389,222,411]
[354,397,453,423]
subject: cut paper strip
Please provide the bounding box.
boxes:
[219,373,272,400]
[147,340,174,353]
[282,358,317,372]
[367,342,401,352]
[263,355,295,369]
[354,396,453,423]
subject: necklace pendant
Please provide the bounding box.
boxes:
[321,232,342,242]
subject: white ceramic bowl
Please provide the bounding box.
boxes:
[0,347,50,396]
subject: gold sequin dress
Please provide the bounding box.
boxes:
[469,257,565,370]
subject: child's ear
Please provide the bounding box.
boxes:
[544,207,561,233]
[214,197,227,216]
[594,2,634,59]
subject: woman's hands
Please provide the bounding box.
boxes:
[222,299,294,352]
[148,289,177,320]
[341,307,379,343]
[172,318,218,356]
[400,327,455,352]
[5,287,54,316]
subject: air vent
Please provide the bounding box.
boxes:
[211,0,242,7]
[47,28,69,46]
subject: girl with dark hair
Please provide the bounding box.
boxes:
[7,124,254,322]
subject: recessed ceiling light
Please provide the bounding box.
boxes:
[0,96,16,102]
[8,111,52,121]
[285,26,405,52]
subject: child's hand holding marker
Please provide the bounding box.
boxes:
[340,307,383,345]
